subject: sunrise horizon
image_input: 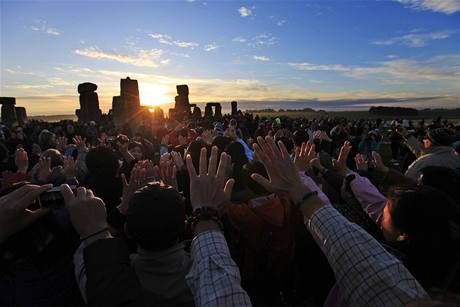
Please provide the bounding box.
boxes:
[1,0,459,116]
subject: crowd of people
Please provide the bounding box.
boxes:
[0,111,460,307]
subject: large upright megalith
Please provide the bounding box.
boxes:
[0,97,17,125]
[76,82,102,122]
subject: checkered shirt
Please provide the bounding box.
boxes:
[307,204,429,307]
[186,230,252,307]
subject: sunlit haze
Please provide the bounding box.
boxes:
[1,0,459,115]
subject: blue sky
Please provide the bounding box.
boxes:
[1,0,459,115]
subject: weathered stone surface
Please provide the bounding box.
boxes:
[111,77,141,126]
[231,101,238,116]
[15,107,28,125]
[0,97,17,125]
[76,83,102,122]
[78,82,97,94]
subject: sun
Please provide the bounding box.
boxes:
[139,83,171,107]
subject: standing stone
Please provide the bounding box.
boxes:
[0,97,17,126]
[214,103,222,120]
[76,82,102,123]
[15,107,28,126]
[173,84,191,121]
[231,101,238,116]
[111,77,141,127]
[204,103,213,118]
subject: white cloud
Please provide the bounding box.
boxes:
[204,43,219,52]
[277,20,286,26]
[250,33,278,46]
[288,62,350,72]
[289,54,460,81]
[75,47,169,68]
[395,0,460,14]
[5,68,39,76]
[371,30,455,47]
[238,6,252,17]
[387,54,399,59]
[253,55,270,62]
[149,33,199,48]
[26,19,61,36]
[232,37,247,43]
[47,77,73,86]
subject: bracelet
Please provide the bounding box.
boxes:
[187,207,224,231]
[80,227,110,242]
[294,191,318,209]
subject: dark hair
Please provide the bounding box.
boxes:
[242,161,269,195]
[125,183,185,251]
[293,130,309,147]
[275,137,294,155]
[85,147,119,178]
[128,141,144,152]
[388,185,460,288]
[185,139,210,174]
[419,166,460,204]
[211,136,232,157]
[225,142,248,190]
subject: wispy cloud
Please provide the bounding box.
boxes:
[238,6,253,17]
[148,33,199,48]
[289,54,460,81]
[204,43,219,51]
[277,20,286,26]
[249,33,278,47]
[395,0,460,15]
[371,30,455,47]
[25,19,61,36]
[253,55,270,62]
[5,68,40,76]
[288,62,349,72]
[232,36,247,43]
[75,47,169,68]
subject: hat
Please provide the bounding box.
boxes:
[426,128,453,146]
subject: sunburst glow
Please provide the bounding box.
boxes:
[139,83,171,107]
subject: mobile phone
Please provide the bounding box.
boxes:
[38,185,76,209]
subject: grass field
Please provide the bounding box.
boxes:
[248,110,460,124]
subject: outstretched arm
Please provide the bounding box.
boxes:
[252,136,428,307]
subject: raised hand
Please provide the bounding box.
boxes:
[160,152,171,163]
[15,148,29,174]
[63,156,77,180]
[252,136,311,204]
[170,151,185,170]
[372,151,389,173]
[310,155,326,173]
[186,146,234,210]
[294,141,316,172]
[0,184,52,243]
[118,167,147,215]
[61,185,109,238]
[332,141,352,176]
[355,153,368,171]
[159,160,178,190]
[37,156,52,182]
[56,136,68,152]
[73,136,87,150]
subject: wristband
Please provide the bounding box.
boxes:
[80,227,110,242]
[188,207,224,231]
[295,191,318,209]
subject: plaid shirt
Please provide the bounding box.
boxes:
[186,230,252,307]
[307,204,429,307]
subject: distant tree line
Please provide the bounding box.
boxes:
[369,106,419,116]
